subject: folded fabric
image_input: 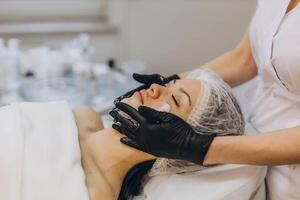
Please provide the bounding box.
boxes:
[0,101,89,200]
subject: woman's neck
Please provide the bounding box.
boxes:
[83,128,154,200]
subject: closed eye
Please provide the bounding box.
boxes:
[171,94,179,107]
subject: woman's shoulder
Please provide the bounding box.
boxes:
[73,106,104,141]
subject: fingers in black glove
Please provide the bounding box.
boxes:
[112,122,138,140]
[114,73,180,104]
[120,137,145,152]
[109,107,140,140]
[112,122,123,133]
[164,74,180,84]
[113,84,148,104]
[114,102,146,125]
[133,73,180,85]
[114,74,158,104]
[109,109,137,132]
[133,73,164,85]
[110,103,216,165]
[109,103,152,142]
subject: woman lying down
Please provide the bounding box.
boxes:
[0,69,265,200]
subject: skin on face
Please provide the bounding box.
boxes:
[122,79,201,120]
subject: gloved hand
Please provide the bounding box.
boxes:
[109,102,216,165]
[114,73,180,104]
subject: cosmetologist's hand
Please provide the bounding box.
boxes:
[114,73,180,104]
[109,102,215,165]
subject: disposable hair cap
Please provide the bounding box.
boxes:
[149,68,245,176]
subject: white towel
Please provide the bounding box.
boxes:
[0,101,89,200]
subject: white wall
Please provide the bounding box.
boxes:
[121,0,257,75]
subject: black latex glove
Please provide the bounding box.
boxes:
[114,73,180,104]
[109,102,216,165]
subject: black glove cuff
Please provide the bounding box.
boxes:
[188,133,216,165]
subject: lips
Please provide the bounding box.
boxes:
[134,91,144,104]
[138,91,144,104]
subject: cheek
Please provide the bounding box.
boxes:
[143,101,162,110]
[156,102,171,112]
[121,97,141,109]
[170,108,187,121]
[143,99,171,112]
[170,104,192,121]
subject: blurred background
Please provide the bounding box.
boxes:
[0,0,256,113]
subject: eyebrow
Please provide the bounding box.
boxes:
[179,88,192,106]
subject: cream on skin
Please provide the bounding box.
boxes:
[156,102,171,112]
[78,79,201,200]
[121,98,171,115]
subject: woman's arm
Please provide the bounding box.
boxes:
[204,126,300,165]
[180,31,258,87]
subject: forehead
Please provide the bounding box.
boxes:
[169,79,201,106]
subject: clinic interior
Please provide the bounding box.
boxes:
[0,1,256,110]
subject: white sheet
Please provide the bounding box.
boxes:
[135,164,266,200]
[0,101,89,200]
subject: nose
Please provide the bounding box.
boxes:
[148,83,165,99]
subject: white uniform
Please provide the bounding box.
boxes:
[249,0,300,199]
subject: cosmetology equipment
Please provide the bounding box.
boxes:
[0,38,23,104]
[18,71,138,112]
[0,38,21,91]
[0,35,146,113]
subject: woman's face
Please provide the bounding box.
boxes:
[122,79,201,120]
